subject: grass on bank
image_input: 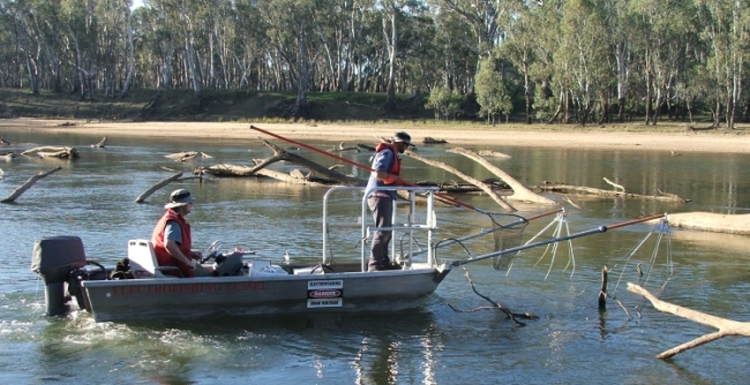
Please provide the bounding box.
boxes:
[0,88,745,135]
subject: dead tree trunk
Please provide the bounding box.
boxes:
[627,283,750,359]
[1,166,62,203]
[405,150,516,211]
[135,172,183,203]
[447,147,557,205]
[537,183,687,202]
[197,139,365,186]
[91,137,108,148]
[21,146,80,159]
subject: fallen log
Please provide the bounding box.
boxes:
[332,142,360,153]
[536,183,688,202]
[21,146,80,159]
[405,150,516,211]
[135,172,183,203]
[197,139,365,186]
[627,283,750,359]
[165,151,198,162]
[423,137,448,144]
[477,150,511,159]
[1,166,62,203]
[91,136,107,148]
[447,147,557,205]
[603,177,626,192]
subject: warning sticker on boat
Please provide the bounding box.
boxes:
[307,298,343,308]
[307,280,344,308]
[307,280,343,290]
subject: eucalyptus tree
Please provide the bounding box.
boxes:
[309,0,356,92]
[475,56,512,124]
[528,0,568,123]
[232,0,267,90]
[695,0,750,129]
[395,9,438,95]
[378,0,423,111]
[258,0,323,118]
[628,0,693,125]
[6,0,44,95]
[602,0,634,122]
[0,2,18,88]
[120,0,136,97]
[425,10,474,93]
[94,0,131,97]
[60,0,101,98]
[497,0,534,124]
[556,0,610,125]
[143,0,199,91]
[177,0,201,95]
[20,0,70,94]
[130,4,175,89]
[437,0,510,93]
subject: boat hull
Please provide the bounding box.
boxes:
[81,265,450,323]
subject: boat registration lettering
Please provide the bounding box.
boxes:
[109,282,267,296]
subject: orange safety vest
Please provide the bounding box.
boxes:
[151,209,194,277]
[374,143,401,183]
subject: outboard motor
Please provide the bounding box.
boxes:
[213,252,245,276]
[30,236,87,316]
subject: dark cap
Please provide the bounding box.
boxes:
[164,189,195,209]
[392,131,413,146]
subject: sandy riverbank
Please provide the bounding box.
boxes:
[2,118,750,154]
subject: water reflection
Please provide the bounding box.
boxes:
[3,130,750,384]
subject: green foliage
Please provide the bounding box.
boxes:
[425,87,464,121]
[2,0,750,126]
[474,58,512,124]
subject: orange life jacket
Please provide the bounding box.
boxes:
[374,143,401,183]
[151,209,194,277]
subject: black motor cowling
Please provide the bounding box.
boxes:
[31,236,87,316]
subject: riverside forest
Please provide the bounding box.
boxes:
[1,0,749,128]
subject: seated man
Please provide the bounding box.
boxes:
[151,189,212,277]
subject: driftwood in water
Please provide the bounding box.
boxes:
[603,177,626,192]
[405,149,516,211]
[447,147,557,205]
[197,139,365,186]
[166,151,214,162]
[1,166,62,203]
[536,182,688,202]
[135,172,183,203]
[627,283,750,359]
[598,266,608,310]
[21,146,80,159]
[165,151,198,162]
[478,150,511,159]
[0,152,15,161]
[0,137,11,146]
[332,142,360,153]
[423,137,448,144]
[91,136,108,148]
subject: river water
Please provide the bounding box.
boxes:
[1,128,748,384]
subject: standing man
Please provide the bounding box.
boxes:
[151,189,210,277]
[365,131,413,271]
